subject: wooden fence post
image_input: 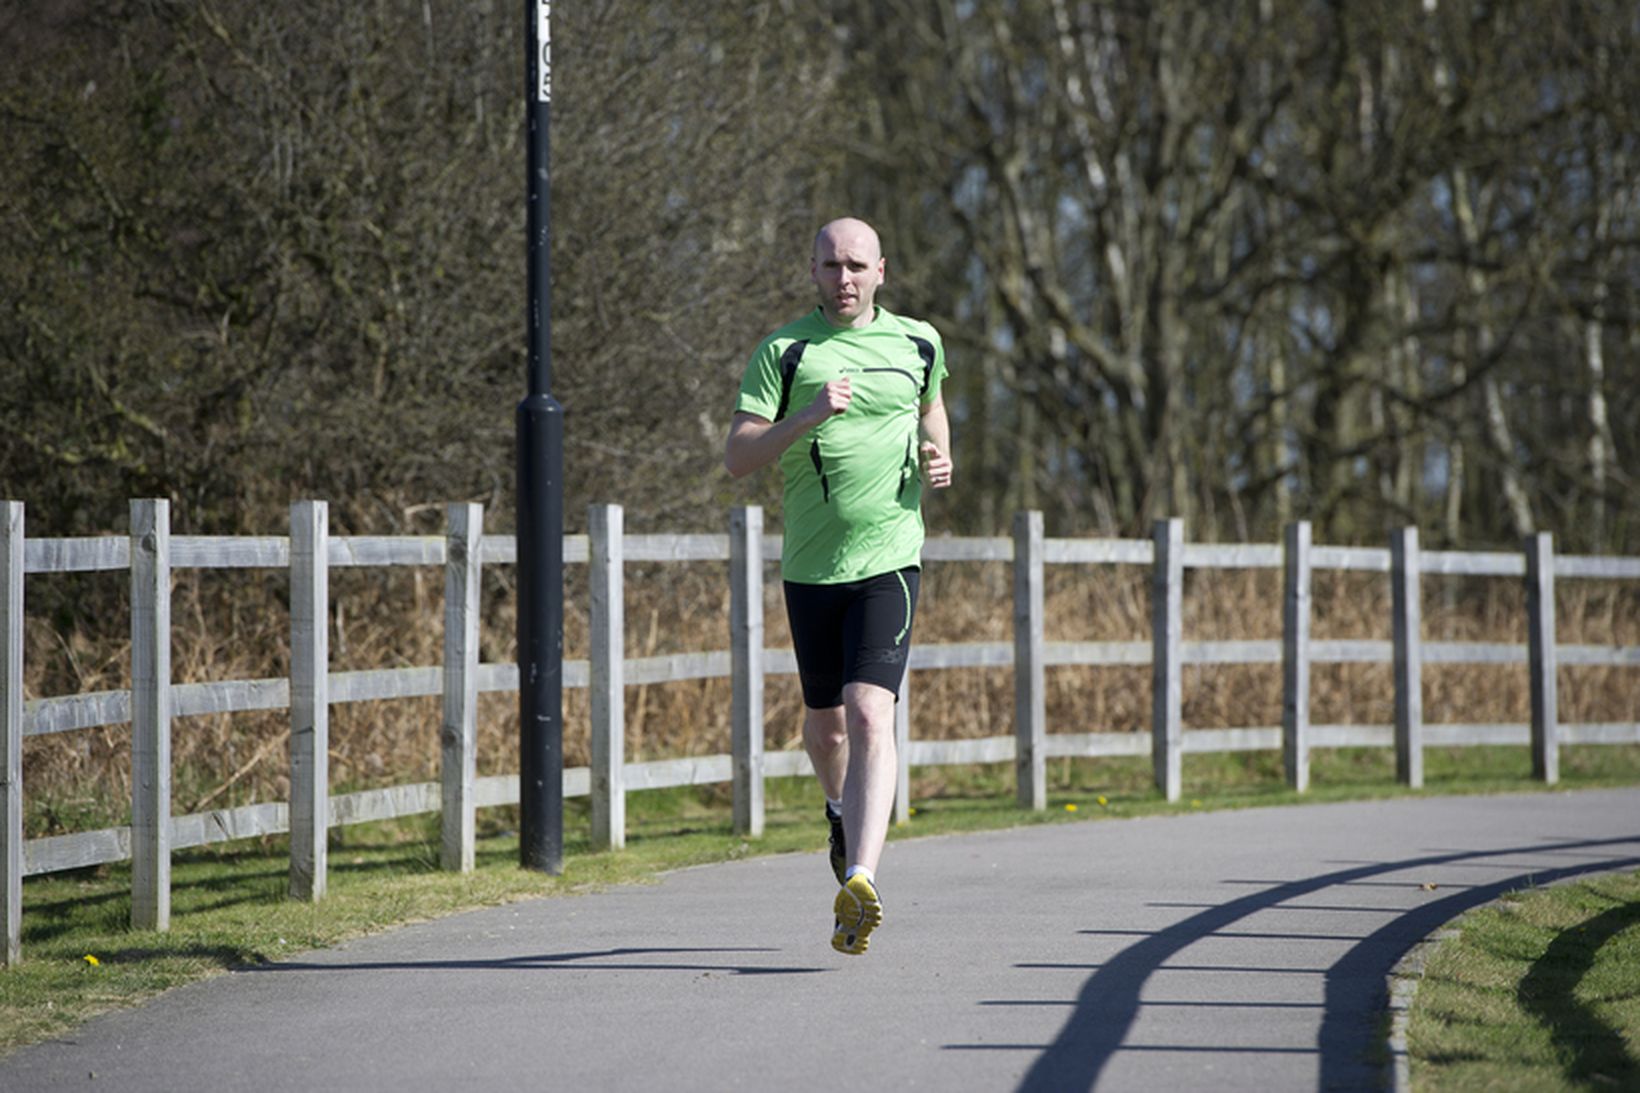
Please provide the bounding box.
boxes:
[441,503,482,872]
[590,504,626,850]
[729,506,765,837]
[1391,526,1424,788]
[130,498,172,931]
[1525,532,1559,784]
[1013,511,1046,810]
[1282,520,1312,793]
[894,671,911,825]
[2,502,23,964]
[289,500,329,901]
[1151,518,1183,802]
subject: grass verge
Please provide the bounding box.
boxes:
[1407,869,1640,1091]
[4,745,1639,1061]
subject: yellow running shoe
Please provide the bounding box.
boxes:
[831,874,883,955]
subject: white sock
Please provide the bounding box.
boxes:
[844,865,874,885]
[825,796,843,816]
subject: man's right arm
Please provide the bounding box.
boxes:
[724,378,852,478]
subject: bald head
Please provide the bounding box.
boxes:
[811,218,886,328]
[813,218,882,264]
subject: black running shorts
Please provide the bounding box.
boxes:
[783,566,921,710]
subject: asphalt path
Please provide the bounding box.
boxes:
[5,788,1639,1092]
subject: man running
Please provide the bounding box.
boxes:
[724,217,952,955]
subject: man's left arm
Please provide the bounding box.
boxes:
[919,395,952,489]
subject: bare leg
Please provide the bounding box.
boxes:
[802,705,847,804]
[840,681,897,875]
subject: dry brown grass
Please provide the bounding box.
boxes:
[19,559,1640,837]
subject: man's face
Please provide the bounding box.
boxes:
[811,222,885,328]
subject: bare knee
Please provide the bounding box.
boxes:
[805,706,847,751]
[844,683,897,743]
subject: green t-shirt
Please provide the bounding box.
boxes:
[736,306,948,584]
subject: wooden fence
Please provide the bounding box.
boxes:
[3,498,1638,965]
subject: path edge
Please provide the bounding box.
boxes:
[1383,923,1459,1093]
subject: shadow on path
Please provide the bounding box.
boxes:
[990,835,1640,1093]
[244,945,831,977]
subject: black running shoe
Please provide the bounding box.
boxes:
[825,804,847,885]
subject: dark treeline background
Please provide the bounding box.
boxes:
[3,0,1636,552]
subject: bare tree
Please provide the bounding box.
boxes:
[3,0,1635,553]
[1,0,849,535]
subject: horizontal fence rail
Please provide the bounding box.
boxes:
[2,500,1637,964]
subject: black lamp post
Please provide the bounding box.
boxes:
[517,0,563,874]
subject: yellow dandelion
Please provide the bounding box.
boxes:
[1064,803,1078,812]
[83,954,101,967]
[1096,795,1108,807]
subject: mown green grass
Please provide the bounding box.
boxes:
[4,744,1639,1062]
[1408,869,1640,1091]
